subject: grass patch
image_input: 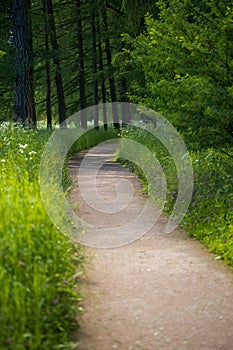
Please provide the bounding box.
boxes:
[0,124,83,350]
[119,126,233,266]
[0,122,121,349]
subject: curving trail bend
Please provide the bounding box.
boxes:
[69,143,233,350]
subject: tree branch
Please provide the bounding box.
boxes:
[106,1,124,15]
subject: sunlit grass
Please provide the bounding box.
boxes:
[0,122,121,349]
[120,126,233,266]
[0,124,82,350]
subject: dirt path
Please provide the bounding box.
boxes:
[69,142,233,350]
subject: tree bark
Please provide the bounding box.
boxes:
[12,0,35,125]
[46,0,66,127]
[42,0,52,129]
[27,0,36,127]
[97,11,107,130]
[119,77,130,127]
[102,0,119,128]
[90,0,99,129]
[76,0,87,129]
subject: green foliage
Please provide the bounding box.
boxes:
[70,125,120,154]
[118,125,177,204]
[0,124,82,350]
[182,149,233,265]
[31,0,128,121]
[0,50,6,58]
[0,1,14,121]
[122,0,233,149]
[121,0,158,35]
[120,126,233,266]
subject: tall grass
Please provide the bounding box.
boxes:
[120,126,233,266]
[0,122,121,349]
[0,124,82,350]
[183,150,233,264]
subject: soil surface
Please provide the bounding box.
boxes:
[68,142,233,350]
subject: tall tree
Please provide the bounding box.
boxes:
[124,0,233,149]
[76,0,87,128]
[27,0,36,126]
[102,0,119,128]
[0,0,14,120]
[46,0,66,126]
[12,0,36,125]
[90,0,99,129]
[42,0,52,129]
[97,9,107,129]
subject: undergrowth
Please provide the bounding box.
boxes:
[0,123,83,350]
[70,125,120,154]
[119,126,233,266]
[0,122,121,349]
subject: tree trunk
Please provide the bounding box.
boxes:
[42,0,52,129]
[90,0,99,130]
[97,11,107,130]
[119,77,130,127]
[102,0,119,128]
[76,0,87,129]
[12,0,35,125]
[46,0,66,127]
[27,0,36,127]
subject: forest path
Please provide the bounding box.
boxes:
[69,141,233,350]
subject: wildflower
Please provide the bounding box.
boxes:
[1,159,6,163]
[55,273,59,278]
[53,298,59,304]
[63,280,69,285]
[29,151,37,155]
[19,143,28,149]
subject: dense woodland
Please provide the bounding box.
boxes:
[0,0,232,150]
[0,1,233,349]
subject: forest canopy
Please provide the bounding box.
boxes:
[0,0,232,149]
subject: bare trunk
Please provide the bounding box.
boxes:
[27,0,36,127]
[90,0,99,129]
[102,0,119,128]
[42,0,52,129]
[97,11,107,130]
[119,77,130,127]
[46,0,66,127]
[12,0,34,125]
[76,0,87,129]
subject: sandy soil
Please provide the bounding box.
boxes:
[68,143,233,350]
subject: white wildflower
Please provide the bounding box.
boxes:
[19,144,28,149]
